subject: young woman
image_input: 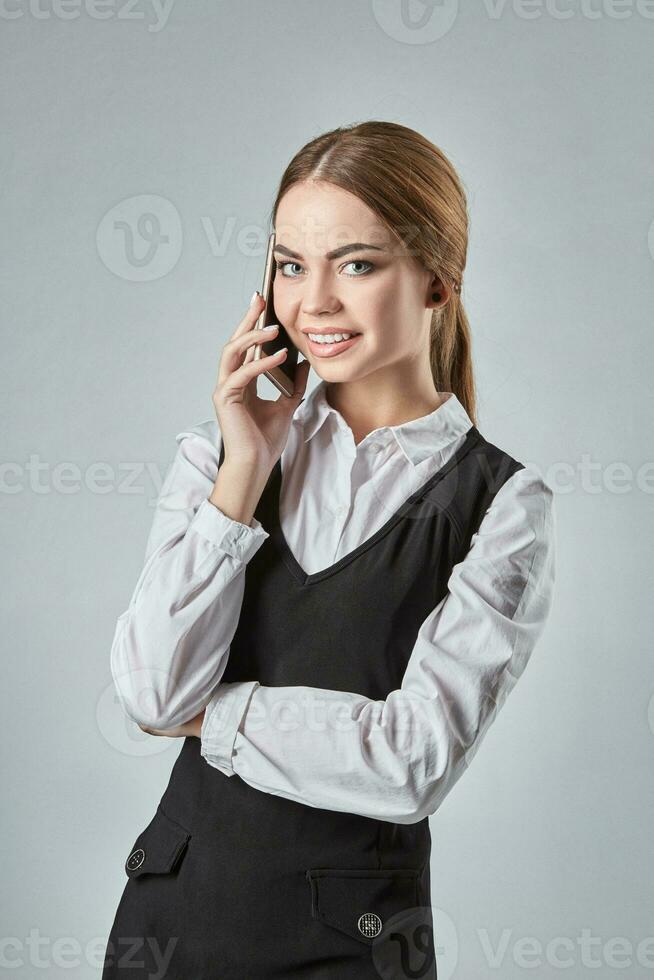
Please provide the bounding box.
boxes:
[102,121,556,979]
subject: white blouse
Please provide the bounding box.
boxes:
[110,380,556,825]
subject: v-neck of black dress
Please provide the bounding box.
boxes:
[267,424,482,587]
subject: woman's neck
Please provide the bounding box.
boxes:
[324,378,446,446]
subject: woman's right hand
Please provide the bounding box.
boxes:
[212,292,310,475]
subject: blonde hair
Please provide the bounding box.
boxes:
[269,120,477,426]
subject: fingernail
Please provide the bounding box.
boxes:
[262,324,278,331]
[250,290,259,306]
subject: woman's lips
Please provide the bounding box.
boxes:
[305,334,362,358]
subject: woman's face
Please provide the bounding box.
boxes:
[273,180,434,384]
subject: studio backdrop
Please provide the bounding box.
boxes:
[1,2,652,979]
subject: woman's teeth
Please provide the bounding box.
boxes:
[308,332,358,344]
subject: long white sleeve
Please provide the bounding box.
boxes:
[110,420,269,729]
[200,467,556,824]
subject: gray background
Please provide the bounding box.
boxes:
[2,1,652,977]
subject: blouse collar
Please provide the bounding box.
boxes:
[294,379,473,466]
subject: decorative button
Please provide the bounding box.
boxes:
[126,848,145,871]
[358,912,382,938]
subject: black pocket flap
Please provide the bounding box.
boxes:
[124,806,191,879]
[305,868,421,945]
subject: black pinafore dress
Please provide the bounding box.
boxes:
[102,424,524,979]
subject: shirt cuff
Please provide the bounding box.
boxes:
[189,497,269,562]
[200,680,261,776]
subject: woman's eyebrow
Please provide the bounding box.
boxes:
[273,242,387,261]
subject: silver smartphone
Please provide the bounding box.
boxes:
[252,232,300,397]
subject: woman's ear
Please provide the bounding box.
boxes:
[428,277,453,309]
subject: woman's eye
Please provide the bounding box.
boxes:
[275,261,303,277]
[342,260,373,277]
[274,259,374,278]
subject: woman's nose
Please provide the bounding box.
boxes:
[301,287,341,316]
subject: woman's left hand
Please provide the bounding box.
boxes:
[139,709,205,739]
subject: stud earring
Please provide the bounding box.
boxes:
[432,292,441,303]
